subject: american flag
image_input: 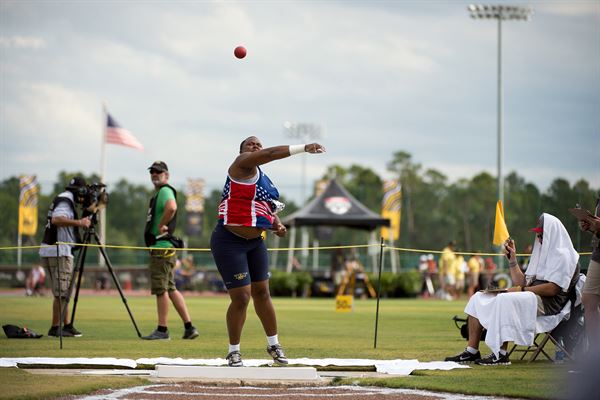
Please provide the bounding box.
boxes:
[105,113,144,151]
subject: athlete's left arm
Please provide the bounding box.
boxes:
[271,215,287,237]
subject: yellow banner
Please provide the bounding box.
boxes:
[381,209,400,241]
[19,205,38,236]
[19,175,38,236]
[493,200,510,245]
[381,180,401,241]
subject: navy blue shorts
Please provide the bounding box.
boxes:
[210,224,269,289]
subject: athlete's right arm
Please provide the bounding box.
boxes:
[231,143,326,174]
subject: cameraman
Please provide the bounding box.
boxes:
[39,176,91,337]
[141,161,198,340]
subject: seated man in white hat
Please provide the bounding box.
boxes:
[445,213,580,365]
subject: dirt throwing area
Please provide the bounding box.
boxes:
[76,383,514,400]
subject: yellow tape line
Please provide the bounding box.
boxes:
[0,242,592,257]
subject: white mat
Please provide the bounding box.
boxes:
[0,357,468,375]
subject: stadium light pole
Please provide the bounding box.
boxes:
[282,122,323,271]
[282,122,323,203]
[467,5,532,207]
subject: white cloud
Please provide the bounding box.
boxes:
[537,2,600,18]
[0,36,45,49]
[0,1,598,202]
[4,82,98,142]
[1,82,101,182]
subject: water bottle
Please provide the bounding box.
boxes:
[555,336,565,364]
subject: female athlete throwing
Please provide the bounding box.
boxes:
[210,136,325,367]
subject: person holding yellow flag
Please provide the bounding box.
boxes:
[445,213,580,366]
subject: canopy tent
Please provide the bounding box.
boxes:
[282,179,390,229]
[279,179,391,272]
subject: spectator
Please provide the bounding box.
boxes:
[467,253,484,297]
[25,265,46,296]
[445,213,580,365]
[141,161,198,341]
[454,251,466,298]
[419,255,435,298]
[481,257,497,289]
[94,272,110,291]
[330,247,347,287]
[438,241,456,300]
[578,194,600,352]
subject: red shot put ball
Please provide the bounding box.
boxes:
[234,46,247,59]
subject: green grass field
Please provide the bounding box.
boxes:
[0,295,570,399]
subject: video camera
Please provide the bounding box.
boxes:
[80,183,109,215]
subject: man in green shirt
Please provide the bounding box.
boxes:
[141,161,198,340]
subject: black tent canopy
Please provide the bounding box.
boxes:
[282,179,390,230]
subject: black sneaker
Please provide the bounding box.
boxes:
[63,325,83,337]
[266,344,289,365]
[47,326,74,337]
[475,352,511,366]
[444,349,481,363]
[182,326,199,340]
[226,351,243,367]
[141,329,170,340]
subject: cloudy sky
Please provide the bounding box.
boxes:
[1,0,598,203]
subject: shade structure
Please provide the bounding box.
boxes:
[282,179,390,230]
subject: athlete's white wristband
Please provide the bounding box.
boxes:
[289,144,306,156]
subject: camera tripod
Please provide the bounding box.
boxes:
[62,214,142,338]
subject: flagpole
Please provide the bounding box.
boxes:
[99,104,107,267]
[17,233,22,268]
[17,176,22,268]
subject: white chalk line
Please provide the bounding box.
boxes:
[77,384,516,400]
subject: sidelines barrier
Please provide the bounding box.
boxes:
[0,242,592,296]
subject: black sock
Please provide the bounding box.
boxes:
[157,325,168,333]
[184,322,192,330]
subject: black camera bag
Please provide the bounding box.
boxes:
[3,324,43,339]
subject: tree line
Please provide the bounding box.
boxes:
[0,150,597,264]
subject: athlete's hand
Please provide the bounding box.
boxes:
[272,221,287,237]
[306,143,326,154]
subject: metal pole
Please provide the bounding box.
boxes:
[286,227,296,273]
[497,17,504,270]
[301,152,306,204]
[373,237,384,349]
[17,234,22,267]
[497,17,504,207]
[99,105,107,267]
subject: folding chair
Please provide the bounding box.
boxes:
[508,274,586,363]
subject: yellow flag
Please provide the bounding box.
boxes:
[493,200,510,245]
[18,175,39,236]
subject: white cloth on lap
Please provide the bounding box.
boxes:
[465,291,537,357]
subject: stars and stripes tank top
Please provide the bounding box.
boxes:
[217,167,282,229]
